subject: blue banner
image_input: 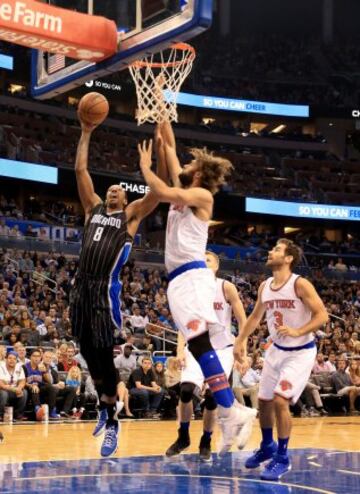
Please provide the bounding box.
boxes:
[164,91,309,117]
[246,198,360,221]
[0,159,58,184]
[0,54,13,70]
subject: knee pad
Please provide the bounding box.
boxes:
[188,332,213,360]
[204,389,217,411]
[180,382,196,403]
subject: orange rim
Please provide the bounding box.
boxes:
[131,42,196,69]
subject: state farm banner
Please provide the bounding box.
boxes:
[0,0,117,61]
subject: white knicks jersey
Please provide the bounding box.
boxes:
[261,273,313,347]
[209,277,235,349]
[165,204,208,273]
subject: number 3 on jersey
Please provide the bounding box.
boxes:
[274,311,283,329]
[93,226,104,242]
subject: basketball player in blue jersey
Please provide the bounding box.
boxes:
[70,119,166,457]
[166,250,255,461]
[138,121,256,453]
[234,239,328,480]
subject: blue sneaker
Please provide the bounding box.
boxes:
[245,441,277,469]
[49,409,61,420]
[100,422,119,457]
[260,453,291,481]
[93,409,108,437]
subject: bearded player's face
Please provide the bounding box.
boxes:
[106,185,126,209]
[178,161,199,188]
[266,243,289,268]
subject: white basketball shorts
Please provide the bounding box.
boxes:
[167,268,220,341]
[258,343,317,404]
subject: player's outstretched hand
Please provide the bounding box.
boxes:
[78,112,98,133]
[138,139,153,169]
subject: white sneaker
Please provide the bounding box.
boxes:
[218,405,257,455]
[236,406,257,450]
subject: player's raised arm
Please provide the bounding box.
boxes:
[159,121,182,186]
[75,121,101,221]
[126,129,168,233]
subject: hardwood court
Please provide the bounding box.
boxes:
[1,417,359,494]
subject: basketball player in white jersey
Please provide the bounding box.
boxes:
[166,250,250,460]
[234,239,328,481]
[138,121,256,454]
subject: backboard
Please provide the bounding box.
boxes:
[31,0,212,99]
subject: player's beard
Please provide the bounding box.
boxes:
[266,257,284,269]
[178,170,195,188]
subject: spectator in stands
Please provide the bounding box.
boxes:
[119,335,138,353]
[36,316,53,338]
[84,375,98,407]
[114,345,137,382]
[58,344,81,372]
[26,320,41,347]
[130,306,148,335]
[41,350,76,419]
[348,360,360,387]
[0,351,27,420]
[18,310,32,330]
[65,366,85,419]
[164,357,181,417]
[0,219,9,236]
[0,346,6,364]
[57,343,68,367]
[13,342,29,365]
[25,225,37,238]
[116,381,134,418]
[332,359,360,415]
[128,357,164,418]
[56,307,72,340]
[232,359,260,409]
[153,361,166,389]
[335,258,347,272]
[23,349,60,420]
[301,381,328,416]
[137,334,154,353]
[8,225,22,238]
[312,352,336,374]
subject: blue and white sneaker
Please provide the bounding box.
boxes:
[49,409,61,420]
[93,409,108,437]
[245,441,278,469]
[100,422,119,458]
[260,453,291,481]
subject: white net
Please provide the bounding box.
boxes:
[129,43,195,125]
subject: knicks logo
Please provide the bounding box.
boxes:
[186,320,201,332]
[279,380,293,392]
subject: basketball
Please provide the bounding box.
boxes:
[78,92,109,126]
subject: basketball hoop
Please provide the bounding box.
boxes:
[129,42,196,125]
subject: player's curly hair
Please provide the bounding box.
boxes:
[190,148,233,194]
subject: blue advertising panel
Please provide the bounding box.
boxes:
[165,91,309,117]
[246,198,360,221]
[0,54,13,70]
[0,159,58,184]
